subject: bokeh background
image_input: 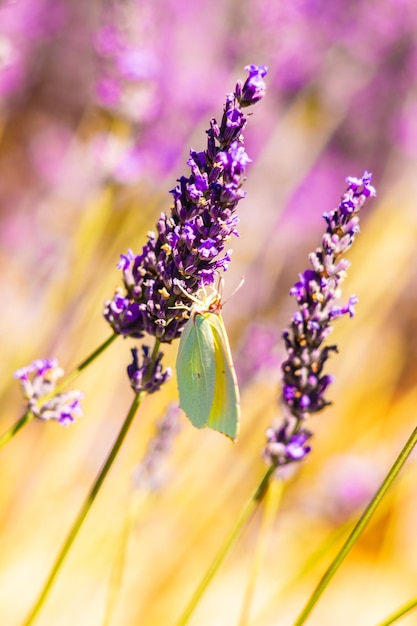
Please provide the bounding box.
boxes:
[1,1,417,625]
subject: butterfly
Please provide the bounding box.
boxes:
[175,286,240,441]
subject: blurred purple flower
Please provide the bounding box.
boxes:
[93,8,157,118]
[14,358,83,426]
[264,172,376,469]
[235,323,281,388]
[94,25,123,57]
[317,454,383,523]
[0,0,71,101]
[88,133,144,184]
[96,76,122,107]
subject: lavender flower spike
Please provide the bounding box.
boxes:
[14,359,84,426]
[264,172,376,469]
[104,65,267,343]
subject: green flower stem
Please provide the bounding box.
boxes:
[176,465,276,626]
[376,597,417,626]
[103,489,152,626]
[294,424,417,626]
[149,339,162,370]
[238,477,284,626]
[0,409,34,450]
[23,390,143,626]
[55,332,118,393]
[1,334,119,451]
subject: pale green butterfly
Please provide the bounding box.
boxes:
[175,284,241,441]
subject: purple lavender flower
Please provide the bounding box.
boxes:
[14,358,83,426]
[265,172,376,469]
[127,346,172,394]
[104,65,267,344]
[237,64,267,107]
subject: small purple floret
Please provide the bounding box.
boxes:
[239,65,268,107]
[264,420,312,467]
[117,249,135,271]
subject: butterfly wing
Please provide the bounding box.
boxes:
[205,313,240,441]
[176,312,217,429]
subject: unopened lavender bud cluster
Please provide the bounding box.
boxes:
[264,172,376,469]
[127,346,172,394]
[103,65,267,343]
[14,359,83,426]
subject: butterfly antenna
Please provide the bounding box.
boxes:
[222,276,245,307]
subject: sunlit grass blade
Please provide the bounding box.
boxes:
[56,332,119,393]
[103,489,151,626]
[238,478,284,626]
[375,597,417,626]
[23,391,143,626]
[294,425,417,626]
[0,410,34,450]
[175,466,275,626]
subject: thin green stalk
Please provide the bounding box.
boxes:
[251,519,354,626]
[148,339,162,369]
[0,409,34,449]
[55,333,118,393]
[294,425,417,626]
[238,477,284,626]
[375,597,417,626]
[103,490,152,626]
[1,334,118,451]
[176,465,276,626]
[23,390,143,626]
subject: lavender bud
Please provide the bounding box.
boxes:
[238,65,268,107]
[127,346,172,394]
[263,418,312,467]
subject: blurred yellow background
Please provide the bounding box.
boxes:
[1,2,417,625]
